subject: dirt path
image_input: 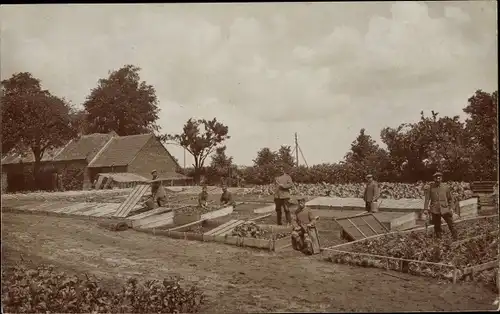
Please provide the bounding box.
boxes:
[1,212,496,312]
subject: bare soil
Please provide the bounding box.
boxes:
[2,212,497,312]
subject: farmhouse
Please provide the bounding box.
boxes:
[1,132,187,192]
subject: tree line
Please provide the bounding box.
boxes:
[1,65,497,189]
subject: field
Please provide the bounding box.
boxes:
[1,185,499,312]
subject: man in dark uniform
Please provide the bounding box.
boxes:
[198,184,209,208]
[220,184,236,208]
[422,172,457,240]
[291,197,318,255]
[274,166,294,226]
[363,174,380,212]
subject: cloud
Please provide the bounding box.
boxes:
[1,2,497,166]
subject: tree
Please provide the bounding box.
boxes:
[207,145,235,185]
[381,111,471,182]
[343,128,389,182]
[276,145,295,169]
[462,90,498,180]
[164,118,230,183]
[1,72,76,187]
[82,65,160,135]
[253,147,277,167]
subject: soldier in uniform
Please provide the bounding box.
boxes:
[198,184,209,208]
[422,172,457,240]
[274,166,294,225]
[220,184,236,208]
[363,174,380,213]
[150,170,167,207]
[291,197,318,255]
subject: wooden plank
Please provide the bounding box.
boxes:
[63,203,98,214]
[254,204,275,214]
[28,202,58,212]
[201,206,234,220]
[248,214,272,222]
[134,212,174,229]
[114,185,142,216]
[462,260,499,276]
[93,207,120,217]
[347,218,367,237]
[168,219,206,232]
[127,206,175,221]
[451,231,498,249]
[78,203,116,216]
[114,184,149,218]
[204,219,238,236]
[95,175,105,189]
[103,175,113,189]
[308,226,321,254]
[360,216,379,235]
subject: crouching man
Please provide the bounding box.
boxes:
[291,197,318,255]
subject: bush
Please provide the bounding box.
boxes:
[1,262,205,313]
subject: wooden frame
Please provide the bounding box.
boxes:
[334,213,389,241]
[323,215,498,284]
[134,220,291,252]
[113,184,150,217]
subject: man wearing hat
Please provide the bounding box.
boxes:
[198,184,209,208]
[422,172,457,240]
[220,184,236,208]
[150,170,167,207]
[274,166,294,225]
[363,174,380,213]
[291,197,319,255]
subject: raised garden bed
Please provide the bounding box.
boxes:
[323,215,498,286]
[135,220,291,252]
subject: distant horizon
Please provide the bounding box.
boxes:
[1,2,496,166]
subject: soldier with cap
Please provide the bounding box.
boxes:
[150,170,167,207]
[274,166,294,225]
[291,197,318,255]
[363,174,380,213]
[198,184,209,208]
[220,184,236,208]
[422,172,457,240]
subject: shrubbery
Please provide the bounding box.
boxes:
[1,262,205,313]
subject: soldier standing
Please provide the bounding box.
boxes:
[150,170,166,207]
[274,166,294,226]
[363,174,380,212]
[422,172,457,240]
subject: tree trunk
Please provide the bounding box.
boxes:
[32,146,43,190]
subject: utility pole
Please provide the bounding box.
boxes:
[295,132,299,167]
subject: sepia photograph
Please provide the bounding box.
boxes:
[1,2,498,312]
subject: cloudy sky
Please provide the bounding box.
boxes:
[1,2,497,166]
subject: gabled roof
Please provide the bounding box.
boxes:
[88,133,153,168]
[53,132,115,162]
[1,146,66,165]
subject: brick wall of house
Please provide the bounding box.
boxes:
[128,137,178,179]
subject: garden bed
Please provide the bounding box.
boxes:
[323,215,498,286]
[135,220,291,252]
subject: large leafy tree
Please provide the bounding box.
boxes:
[82,65,160,135]
[206,145,235,185]
[1,72,76,186]
[462,90,498,180]
[343,128,389,182]
[381,111,471,182]
[164,118,230,183]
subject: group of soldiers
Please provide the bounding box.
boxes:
[273,167,459,250]
[149,167,459,254]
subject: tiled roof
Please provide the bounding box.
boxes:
[1,146,66,165]
[53,133,115,162]
[88,134,153,168]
